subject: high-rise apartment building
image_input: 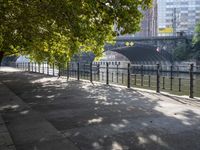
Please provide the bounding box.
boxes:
[157,0,200,36]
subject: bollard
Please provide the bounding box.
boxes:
[156,64,160,93]
[106,62,109,85]
[189,64,194,98]
[127,63,130,88]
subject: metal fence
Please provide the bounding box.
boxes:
[15,62,200,98]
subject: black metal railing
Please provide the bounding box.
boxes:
[15,62,200,98]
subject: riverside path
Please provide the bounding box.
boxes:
[1,67,200,150]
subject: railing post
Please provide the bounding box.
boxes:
[116,64,119,83]
[25,62,27,71]
[58,66,61,77]
[189,64,194,98]
[106,62,109,85]
[122,73,124,84]
[162,77,165,89]
[148,75,151,87]
[52,63,55,76]
[156,64,160,93]
[38,63,41,73]
[127,63,130,88]
[77,62,80,80]
[90,62,93,82]
[134,74,136,85]
[43,63,44,74]
[35,62,36,72]
[170,65,173,90]
[67,62,69,80]
[28,62,30,72]
[179,78,181,92]
[97,64,100,81]
[30,62,32,72]
[47,62,49,75]
[141,65,143,86]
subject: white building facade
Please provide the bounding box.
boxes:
[157,0,200,36]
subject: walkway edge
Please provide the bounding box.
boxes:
[0,81,79,150]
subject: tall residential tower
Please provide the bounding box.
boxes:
[157,0,200,36]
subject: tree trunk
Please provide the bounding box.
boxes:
[0,51,4,66]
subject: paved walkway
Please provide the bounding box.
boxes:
[1,67,200,150]
[0,68,79,150]
[0,115,16,150]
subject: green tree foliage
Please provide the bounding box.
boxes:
[193,22,200,60]
[0,0,152,66]
[173,42,192,61]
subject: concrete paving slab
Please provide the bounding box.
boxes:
[0,124,8,133]
[0,115,16,150]
[0,145,16,150]
[0,71,79,150]
[1,67,200,150]
[0,132,14,146]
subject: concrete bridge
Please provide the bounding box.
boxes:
[110,35,193,53]
[116,35,193,42]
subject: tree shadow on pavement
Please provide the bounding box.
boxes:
[1,70,200,150]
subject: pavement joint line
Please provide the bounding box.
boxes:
[1,67,200,150]
[0,80,80,150]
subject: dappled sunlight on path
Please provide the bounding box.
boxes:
[1,67,200,150]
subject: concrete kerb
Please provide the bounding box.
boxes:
[0,82,16,150]
[0,115,16,150]
[0,81,79,150]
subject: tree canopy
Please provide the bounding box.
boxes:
[192,22,200,60]
[0,0,152,66]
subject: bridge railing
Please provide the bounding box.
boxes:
[15,62,200,98]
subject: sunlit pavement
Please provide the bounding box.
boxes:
[1,67,200,150]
